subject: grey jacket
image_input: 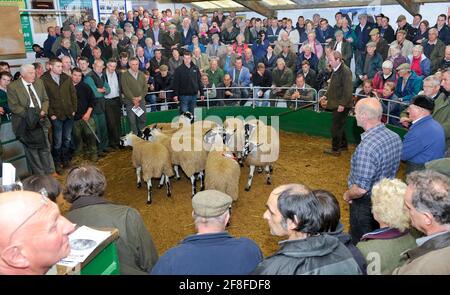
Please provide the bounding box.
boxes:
[252,234,362,275]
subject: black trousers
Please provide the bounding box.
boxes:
[350,193,380,245]
[105,97,122,148]
[331,108,350,151]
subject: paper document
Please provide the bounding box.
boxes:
[132,106,145,117]
[57,226,111,268]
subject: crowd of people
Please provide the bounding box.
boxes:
[0,6,450,275]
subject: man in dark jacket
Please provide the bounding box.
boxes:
[172,51,204,115]
[319,51,353,156]
[41,58,77,174]
[153,65,174,109]
[71,67,98,162]
[252,184,362,275]
[43,26,57,58]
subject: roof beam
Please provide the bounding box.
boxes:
[395,0,420,16]
[233,1,277,18]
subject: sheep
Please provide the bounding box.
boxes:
[242,124,279,191]
[223,117,246,166]
[205,149,241,201]
[142,127,208,197]
[120,133,173,204]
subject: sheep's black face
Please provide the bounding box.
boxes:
[142,127,151,141]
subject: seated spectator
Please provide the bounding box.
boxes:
[300,31,324,59]
[423,28,446,74]
[295,44,319,73]
[198,23,210,46]
[252,184,362,275]
[151,190,263,275]
[0,191,75,274]
[216,73,240,106]
[219,45,236,74]
[251,63,273,107]
[32,44,45,59]
[270,58,294,107]
[369,28,389,61]
[64,165,159,275]
[136,46,149,72]
[438,45,450,71]
[314,189,367,274]
[206,58,224,88]
[401,95,446,174]
[56,38,77,68]
[315,18,335,44]
[355,42,382,89]
[393,170,450,274]
[22,174,61,203]
[242,48,255,73]
[168,48,183,75]
[278,44,297,73]
[262,45,277,71]
[192,47,210,73]
[437,70,450,155]
[372,60,398,98]
[388,45,408,70]
[205,34,226,58]
[199,74,215,107]
[330,30,352,67]
[0,71,12,121]
[143,37,155,61]
[274,31,295,56]
[227,57,251,106]
[300,60,317,90]
[278,19,300,53]
[391,30,414,57]
[252,30,270,63]
[434,14,450,45]
[188,35,206,54]
[284,74,314,110]
[413,20,429,45]
[380,81,400,125]
[356,178,417,275]
[395,63,423,103]
[408,45,431,77]
[356,80,377,102]
[149,49,169,77]
[232,34,248,57]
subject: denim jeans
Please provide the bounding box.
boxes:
[51,118,74,164]
[254,88,270,107]
[145,94,159,112]
[179,95,197,115]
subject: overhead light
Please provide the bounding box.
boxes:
[262,0,296,6]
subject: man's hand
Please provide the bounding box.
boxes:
[50,115,57,120]
[200,95,205,101]
[337,105,345,112]
[173,96,179,103]
[82,112,90,122]
[225,90,232,96]
[97,87,106,93]
[0,107,4,115]
[343,191,353,204]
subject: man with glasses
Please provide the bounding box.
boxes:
[0,190,75,274]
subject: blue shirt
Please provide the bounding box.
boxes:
[150,232,263,275]
[349,124,402,191]
[401,115,446,164]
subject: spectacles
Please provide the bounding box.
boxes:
[8,189,50,244]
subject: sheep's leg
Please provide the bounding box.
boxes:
[265,165,272,185]
[257,166,263,173]
[136,166,142,188]
[158,175,164,189]
[269,165,273,173]
[198,171,205,191]
[245,165,256,191]
[237,152,243,167]
[190,175,197,197]
[174,165,181,180]
[146,179,152,205]
[165,174,172,197]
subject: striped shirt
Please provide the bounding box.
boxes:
[348,124,402,192]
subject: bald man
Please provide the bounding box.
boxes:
[344,98,402,244]
[0,191,75,275]
[253,184,362,275]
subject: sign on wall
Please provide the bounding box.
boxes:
[59,0,94,26]
[0,0,33,52]
[96,0,126,24]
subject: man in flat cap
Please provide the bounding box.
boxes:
[401,95,445,174]
[151,190,262,275]
[395,63,423,104]
[354,41,382,89]
[390,29,414,57]
[395,14,415,42]
[369,28,389,60]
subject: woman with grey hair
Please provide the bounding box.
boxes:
[64,165,159,275]
[408,45,431,77]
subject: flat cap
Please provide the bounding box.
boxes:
[411,95,434,112]
[397,29,407,35]
[192,190,232,218]
[369,28,379,36]
[168,23,176,29]
[396,63,411,71]
[396,15,406,23]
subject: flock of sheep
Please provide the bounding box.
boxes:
[120,113,280,204]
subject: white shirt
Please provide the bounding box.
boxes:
[335,41,342,53]
[21,78,41,108]
[105,71,120,99]
[333,62,342,72]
